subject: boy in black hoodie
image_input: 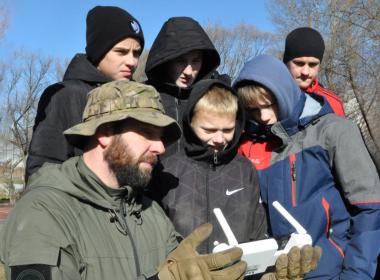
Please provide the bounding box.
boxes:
[148,79,267,254]
[145,17,221,158]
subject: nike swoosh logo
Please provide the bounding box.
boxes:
[226,187,245,196]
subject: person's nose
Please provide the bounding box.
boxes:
[259,109,272,123]
[125,53,138,68]
[150,139,165,156]
[212,131,226,145]
[300,65,310,76]
[182,64,193,75]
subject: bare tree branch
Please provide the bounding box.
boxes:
[0,52,59,197]
[204,22,276,79]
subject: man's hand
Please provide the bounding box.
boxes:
[260,245,322,280]
[158,223,247,280]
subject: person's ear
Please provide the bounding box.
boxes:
[97,134,112,149]
[96,125,114,149]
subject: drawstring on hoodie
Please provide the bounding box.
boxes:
[108,198,141,276]
[120,198,141,277]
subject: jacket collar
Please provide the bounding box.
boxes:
[305,78,319,93]
[63,53,111,84]
[146,78,192,99]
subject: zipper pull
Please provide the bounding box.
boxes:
[291,162,296,181]
[290,154,296,181]
[213,151,219,165]
[289,154,297,207]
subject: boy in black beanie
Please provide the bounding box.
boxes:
[283,27,345,117]
[86,6,144,80]
[26,6,144,181]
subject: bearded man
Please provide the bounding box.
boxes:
[0,81,248,280]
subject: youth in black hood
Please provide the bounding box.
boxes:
[145,17,220,86]
[145,17,220,158]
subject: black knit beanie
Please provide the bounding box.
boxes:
[86,6,144,66]
[283,27,325,63]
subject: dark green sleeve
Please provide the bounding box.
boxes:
[1,192,80,280]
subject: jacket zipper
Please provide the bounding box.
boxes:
[321,197,345,257]
[289,154,297,207]
[213,151,219,166]
[206,151,218,252]
[206,165,210,252]
[175,96,181,152]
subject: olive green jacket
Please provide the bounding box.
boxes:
[0,157,179,279]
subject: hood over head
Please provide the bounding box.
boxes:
[145,17,220,83]
[182,79,245,163]
[233,54,304,122]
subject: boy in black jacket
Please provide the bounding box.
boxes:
[148,79,267,254]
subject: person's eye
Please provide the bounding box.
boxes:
[137,126,153,137]
[246,108,259,113]
[133,50,141,58]
[115,49,127,56]
[175,59,186,66]
[223,128,234,133]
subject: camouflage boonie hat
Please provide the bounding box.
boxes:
[64,81,181,148]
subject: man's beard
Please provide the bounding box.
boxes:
[104,136,157,191]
